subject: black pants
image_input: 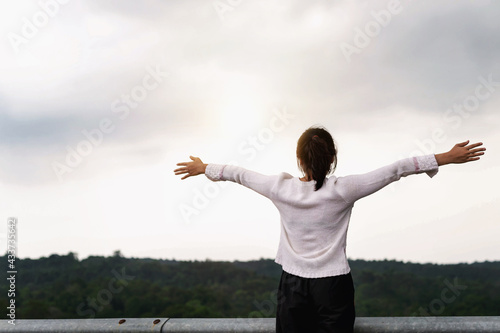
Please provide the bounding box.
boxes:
[276,270,355,333]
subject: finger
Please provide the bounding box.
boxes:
[181,174,191,180]
[173,167,187,172]
[457,140,470,147]
[174,170,189,175]
[190,156,197,161]
[467,153,483,159]
[471,150,486,156]
[466,142,484,150]
[176,162,190,166]
[468,147,486,154]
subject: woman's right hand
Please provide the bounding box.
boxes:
[174,156,207,180]
[435,140,486,166]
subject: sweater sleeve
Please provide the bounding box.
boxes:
[205,164,278,199]
[335,154,439,204]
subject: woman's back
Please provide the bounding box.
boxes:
[205,153,438,277]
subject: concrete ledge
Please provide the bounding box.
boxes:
[0,318,167,332]
[353,317,500,333]
[1,317,499,332]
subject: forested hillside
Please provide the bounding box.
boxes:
[1,253,499,319]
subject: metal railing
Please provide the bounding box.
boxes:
[1,317,500,332]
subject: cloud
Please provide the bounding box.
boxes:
[0,0,498,261]
[2,0,499,185]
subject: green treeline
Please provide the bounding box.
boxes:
[1,253,499,319]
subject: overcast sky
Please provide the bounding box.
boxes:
[1,0,499,263]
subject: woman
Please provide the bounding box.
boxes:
[174,126,485,333]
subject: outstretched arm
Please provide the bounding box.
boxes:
[174,156,207,180]
[335,140,486,204]
[434,140,485,166]
[174,156,280,199]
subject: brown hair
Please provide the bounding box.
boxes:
[296,126,338,191]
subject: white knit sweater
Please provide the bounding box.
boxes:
[205,155,439,278]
